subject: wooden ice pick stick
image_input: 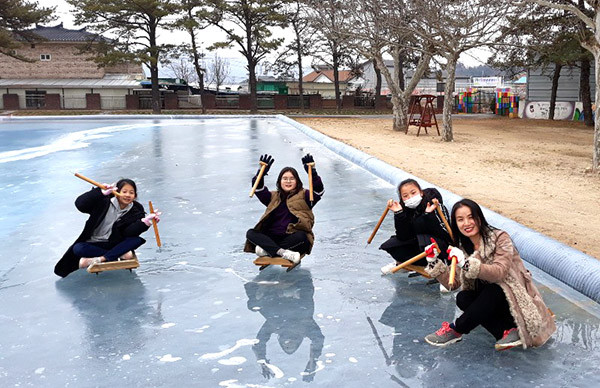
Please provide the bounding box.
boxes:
[307,162,315,202]
[367,204,390,245]
[390,241,439,274]
[74,172,122,197]
[449,256,458,287]
[148,201,162,248]
[249,161,268,197]
[434,200,454,241]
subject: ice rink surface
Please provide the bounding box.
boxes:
[0,117,599,387]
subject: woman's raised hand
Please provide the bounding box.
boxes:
[425,198,440,213]
[259,154,274,174]
[388,199,402,212]
[301,153,315,173]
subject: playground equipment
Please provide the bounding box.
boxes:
[495,89,519,118]
[408,95,440,136]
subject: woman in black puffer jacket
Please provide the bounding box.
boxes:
[379,179,452,275]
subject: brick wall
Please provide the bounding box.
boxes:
[322,99,338,109]
[0,42,105,79]
[3,94,19,109]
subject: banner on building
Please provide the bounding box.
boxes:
[472,77,502,88]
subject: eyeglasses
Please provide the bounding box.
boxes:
[281,177,296,182]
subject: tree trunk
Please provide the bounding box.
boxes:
[441,56,457,142]
[372,47,431,132]
[248,60,258,112]
[245,16,258,113]
[391,94,408,131]
[397,52,405,91]
[150,64,161,114]
[549,63,562,120]
[186,11,205,114]
[188,33,205,113]
[333,48,341,113]
[373,59,382,97]
[297,37,305,112]
[580,54,593,127]
[374,53,407,131]
[594,50,600,171]
[149,19,161,114]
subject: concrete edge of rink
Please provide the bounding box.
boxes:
[3,113,599,310]
[276,114,600,307]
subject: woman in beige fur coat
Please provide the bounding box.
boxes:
[423,199,556,351]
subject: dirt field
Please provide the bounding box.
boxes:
[295,115,600,259]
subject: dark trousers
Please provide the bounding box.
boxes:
[73,237,144,262]
[246,229,310,257]
[454,281,516,340]
[379,237,425,266]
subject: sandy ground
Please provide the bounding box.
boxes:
[295,115,600,259]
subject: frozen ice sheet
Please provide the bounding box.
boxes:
[0,117,598,387]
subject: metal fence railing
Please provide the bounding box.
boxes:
[138,95,167,109]
[215,95,239,109]
[257,95,274,109]
[287,95,311,109]
[101,96,126,110]
[354,96,375,108]
[25,93,46,109]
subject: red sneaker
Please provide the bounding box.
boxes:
[495,328,522,351]
[425,321,462,347]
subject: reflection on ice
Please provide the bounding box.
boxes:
[54,271,163,358]
[245,268,324,382]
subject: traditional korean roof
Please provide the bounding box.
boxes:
[17,23,105,43]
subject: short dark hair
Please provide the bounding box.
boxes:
[450,198,494,254]
[398,178,421,194]
[276,167,303,196]
[116,178,137,199]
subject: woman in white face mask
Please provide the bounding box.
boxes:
[379,179,453,277]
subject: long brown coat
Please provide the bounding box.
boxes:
[244,189,315,254]
[427,229,556,348]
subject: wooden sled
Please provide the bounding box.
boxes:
[253,255,305,272]
[403,264,432,279]
[87,254,139,274]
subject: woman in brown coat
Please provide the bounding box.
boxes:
[423,199,556,351]
[245,154,323,264]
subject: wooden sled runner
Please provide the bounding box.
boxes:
[87,254,140,274]
[253,255,305,272]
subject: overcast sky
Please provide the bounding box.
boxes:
[43,0,490,83]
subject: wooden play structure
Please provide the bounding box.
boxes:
[407,94,440,136]
[87,254,140,274]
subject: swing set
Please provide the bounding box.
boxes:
[407,94,440,136]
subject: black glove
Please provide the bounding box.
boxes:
[301,153,316,174]
[259,154,275,175]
